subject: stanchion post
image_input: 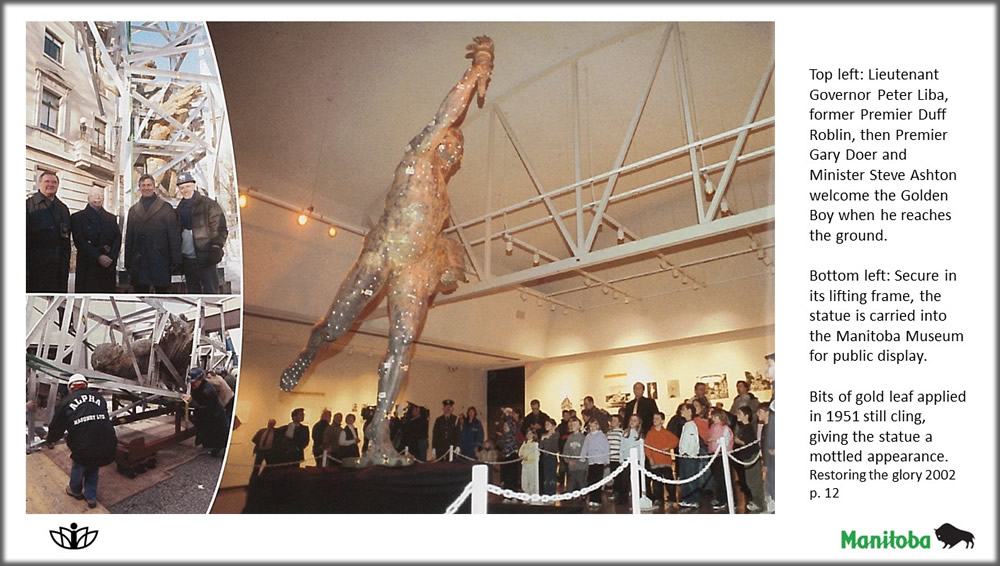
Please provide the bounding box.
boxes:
[322,449,328,467]
[720,441,735,514]
[472,464,488,514]
[449,446,454,462]
[629,446,641,514]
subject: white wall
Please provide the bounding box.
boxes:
[525,326,774,419]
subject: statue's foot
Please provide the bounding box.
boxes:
[357,443,413,467]
[279,353,315,391]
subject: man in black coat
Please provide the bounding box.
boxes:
[182,368,228,456]
[623,381,659,435]
[125,173,181,293]
[174,171,228,294]
[312,409,332,464]
[520,399,550,438]
[431,399,460,459]
[71,186,122,293]
[26,170,72,293]
[275,408,309,466]
[45,374,117,509]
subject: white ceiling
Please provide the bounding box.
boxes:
[209,21,775,364]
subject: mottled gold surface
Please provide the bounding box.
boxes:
[280,37,494,463]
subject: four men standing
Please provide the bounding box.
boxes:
[27,169,231,294]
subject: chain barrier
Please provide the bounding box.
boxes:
[484,458,629,505]
[644,438,760,460]
[640,445,720,486]
[444,480,474,514]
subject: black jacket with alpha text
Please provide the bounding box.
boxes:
[47,387,118,467]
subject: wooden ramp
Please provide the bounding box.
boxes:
[27,453,109,514]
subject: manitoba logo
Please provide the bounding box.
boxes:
[49,522,98,550]
[841,529,930,549]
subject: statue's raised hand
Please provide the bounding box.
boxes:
[465,36,494,101]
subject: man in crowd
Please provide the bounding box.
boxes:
[250,418,278,482]
[432,399,460,459]
[520,399,550,438]
[623,381,658,435]
[182,368,228,456]
[45,374,117,509]
[692,382,710,412]
[125,173,181,293]
[276,408,309,466]
[27,170,72,292]
[312,409,332,465]
[204,369,235,428]
[757,402,775,513]
[581,395,610,433]
[70,186,121,293]
[174,171,228,293]
[730,379,760,429]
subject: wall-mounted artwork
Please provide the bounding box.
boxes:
[605,386,631,409]
[646,381,658,400]
[745,370,773,392]
[697,373,729,400]
[667,379,680,399]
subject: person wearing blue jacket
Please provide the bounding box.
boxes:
[459,406,484,459]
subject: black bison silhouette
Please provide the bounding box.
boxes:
[934,523,974,548]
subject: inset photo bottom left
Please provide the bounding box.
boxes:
[25,295,241,514]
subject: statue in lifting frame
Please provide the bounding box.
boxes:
[279,36,495,465]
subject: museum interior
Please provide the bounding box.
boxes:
[207,21,774,512]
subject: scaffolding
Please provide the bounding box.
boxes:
[25,295,237,463]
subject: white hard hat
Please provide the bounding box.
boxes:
[68,373,88,386]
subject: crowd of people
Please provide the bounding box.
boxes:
[245,354,776,514]
[26,169,229,294]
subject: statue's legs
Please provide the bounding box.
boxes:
[361,279,429,463]
[279,251,387,391]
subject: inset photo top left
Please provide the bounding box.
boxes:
[26,22,242,295]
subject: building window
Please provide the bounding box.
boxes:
[40,89,60,133]
[94,118,107,148]
[43,31,63,64]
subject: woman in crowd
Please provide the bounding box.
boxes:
[538,418,560,496]
[579,418,609,507]
[459,406,484,459]
[518,428,540,497]
[618,414,643,503]
[706,407,734,510]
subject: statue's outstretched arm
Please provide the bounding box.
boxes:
[406,36,494,155]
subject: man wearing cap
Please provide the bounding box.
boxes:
[181,368,228,456]
[45,374,117,509]
[125,173,181,293]
[70,186,122,293]
[26,170,72,293]
[432,399,461,460]
[175,171,228,294]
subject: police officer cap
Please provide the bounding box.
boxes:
[187,367,206,382]
[442,399,455,406]
[176,171,197,186]
[68,373,88,386]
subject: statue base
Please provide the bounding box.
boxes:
[344,453,414,468]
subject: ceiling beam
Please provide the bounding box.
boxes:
[434,205,773,305]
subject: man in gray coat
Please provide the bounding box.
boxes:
[125,174,181,293]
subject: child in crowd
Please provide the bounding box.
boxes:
[605,415,624,499]
[562,417,587,494]
[676,403,702,508]
[618,414,643,502]
[734,406,765,512]
[579,418,610,507]
[643,411,679,507]
[518,429,540,498]
[707,407,735,510]
[538,418,560,496]
[478,438,499,485]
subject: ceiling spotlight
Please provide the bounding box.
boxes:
[704,177,715,196]
[328,226,338,238]
[659,258,669,270]
[720,199,731,216]
[749,240,758,250]
[624,297,630,304]
[505,240,513,254]
[672,269,680,279]
[297,213,308,226]
[757,250,766,260]
[583,278,591,287]
[563,308,568,315]
[612,292,619,300]
[532,253,540,266]
[616,226,625,242]
[602,285,610,295]
[238,194,248,208]
[681,277,689,285]
[550,304,556,312]
[520,291,527,301]
[537,298,543,307]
